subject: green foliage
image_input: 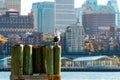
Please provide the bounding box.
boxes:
[43,37,53,45]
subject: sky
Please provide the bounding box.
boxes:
[21,0,120,15]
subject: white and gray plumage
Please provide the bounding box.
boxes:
[53,30,61,45]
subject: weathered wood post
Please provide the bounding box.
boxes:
[53,45,61,80]
[46,46,54,75]
[23,45,33,75]
[11,45,61,80]
[11,44,24,75]
[41,46,47,73]
[32,46,42,74]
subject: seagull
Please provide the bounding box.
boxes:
[53,29,61,46]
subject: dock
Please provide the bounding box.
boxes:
[61,67,120,72]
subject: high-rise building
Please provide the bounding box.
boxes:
[86,0,97,5]
[119,13,120,27]
[75,0,98,27]
[0,9,36,37]
[82,5,115,35]
[65,20,85,52]
[75,8,82,19]
[0,0,21,14]
[107,0,120,27]
[0,9,36,58]
[55,0,76,31]
[75,8,84,26]
[107,0,119,12]
[32,2,54,34]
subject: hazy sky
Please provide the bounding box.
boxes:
[21,0,120,15]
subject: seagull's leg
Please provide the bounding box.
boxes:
[55,42,56,46]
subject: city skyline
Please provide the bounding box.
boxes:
[21,0,120,15]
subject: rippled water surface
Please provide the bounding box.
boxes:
[0,72,120,80]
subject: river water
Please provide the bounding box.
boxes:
[0,72,120,80]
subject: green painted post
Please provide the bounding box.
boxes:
[53,45,61,75]
[23,45,33,75]
[32,46,42,74]
[41,46,47,73]
[11,44,24,75]
[46,46,54,75]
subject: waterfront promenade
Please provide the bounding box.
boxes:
[61,67,120,72]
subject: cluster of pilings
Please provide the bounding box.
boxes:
[10,44,61,80]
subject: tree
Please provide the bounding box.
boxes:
[84,42,94,52]
[112,40,119,50]
[43,35,54,45]
[8,34,22,45]
[0,34,8,48]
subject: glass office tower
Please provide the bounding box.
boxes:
[32,2,54,34]
[0,0,21,14]
[55,0,76,31]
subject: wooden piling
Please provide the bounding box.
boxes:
[46,46,54,75]
[41,46,47,73]
[52,75,61,80]
[32,46,42,74]
[23,45,33,75]
[11,44,24,75]
[53,46,61,75]
[11,45,61,80]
